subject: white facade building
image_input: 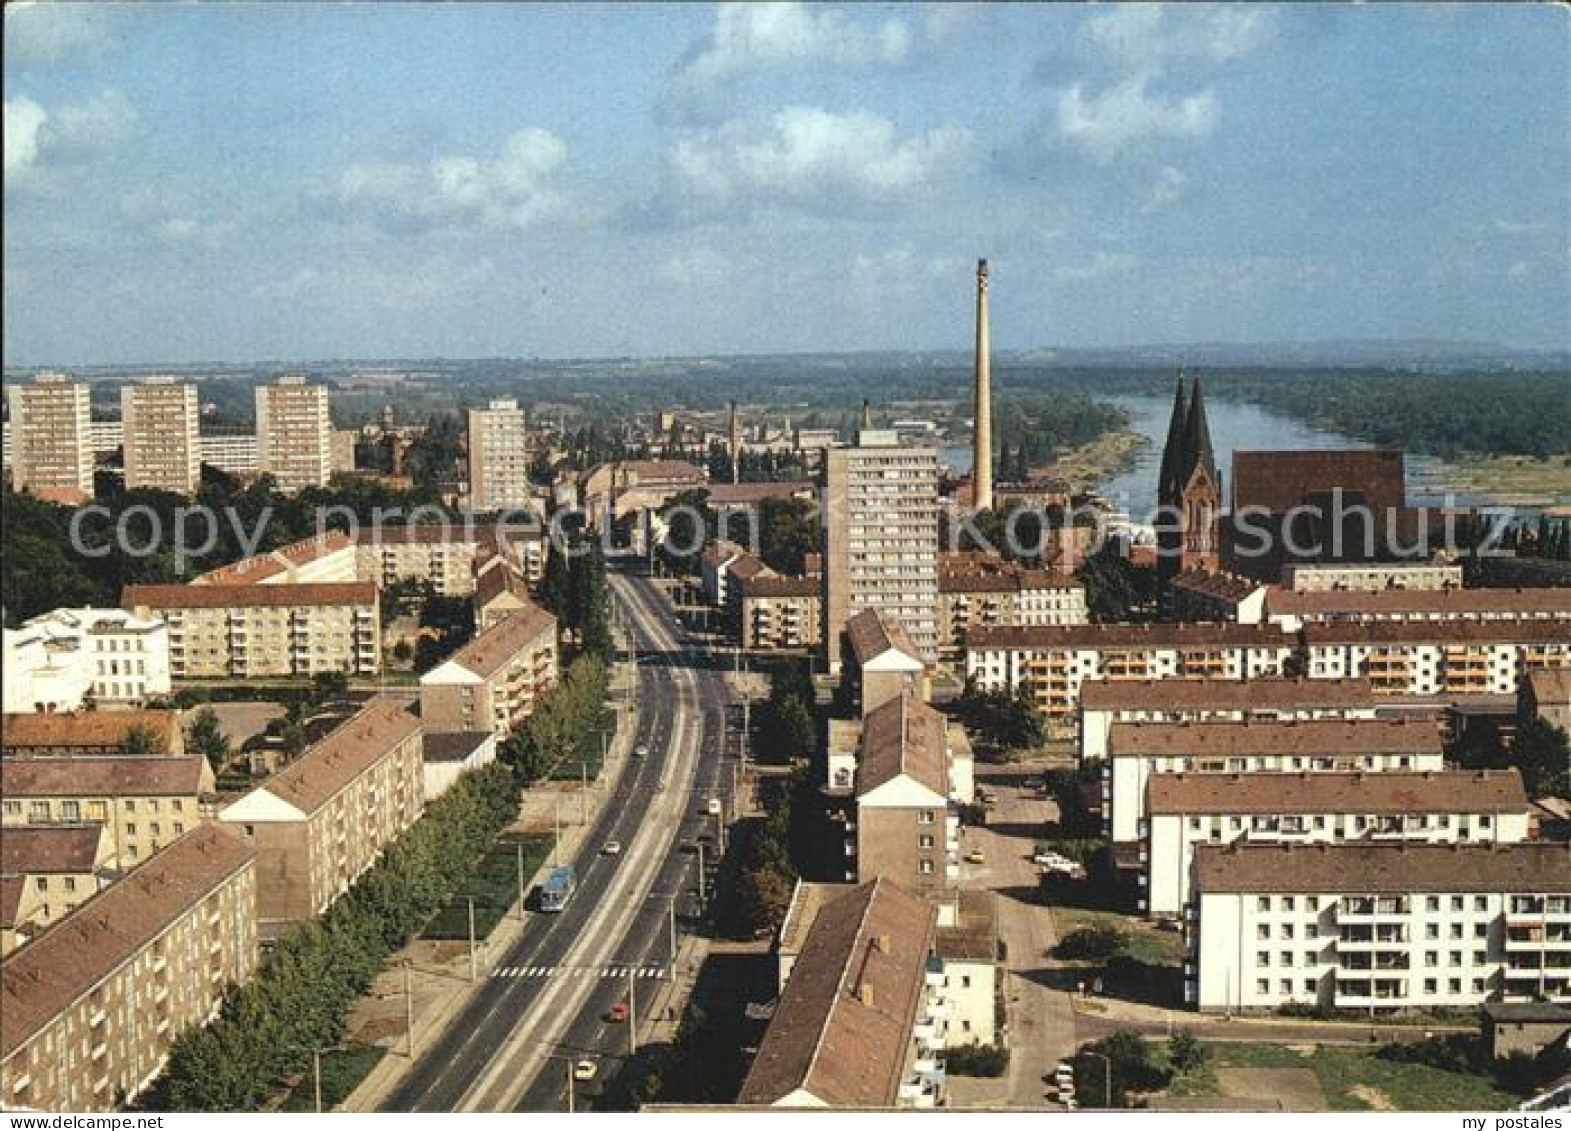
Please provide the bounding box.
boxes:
[1304,622,1571,698]
[2,608,171,712]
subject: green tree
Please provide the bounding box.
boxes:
[1167,1029,1208,1076]
[1055,924,1129,963]
[119,723,167,759]
[187,707,231,774]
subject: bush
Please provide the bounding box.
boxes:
[1055,924,1129,963]
[1073,1030,1169,1107]
[946,1042,1009,1077]
[1167,1029,1208,1076]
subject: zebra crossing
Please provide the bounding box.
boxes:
[493,964,668,980]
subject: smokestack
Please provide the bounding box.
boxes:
[973,258,993,512]
[728,400,740,484]
[861,398,872,431]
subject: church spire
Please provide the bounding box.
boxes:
[1157,365,1188,507]
[1183,371,1217,488]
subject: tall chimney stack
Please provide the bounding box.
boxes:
[861,398,872,432]
[973,258,994,512]
[728,400,741,484]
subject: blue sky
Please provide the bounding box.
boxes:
[4,2,1567,365]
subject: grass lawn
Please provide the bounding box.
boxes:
[278,1043,387,1112]
[1051,906,1184,967]
[1167,1042,1518,1112]
[547,708,618,781]
[422,832,553,941]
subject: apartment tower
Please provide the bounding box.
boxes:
[122,378,201,495]
[822,426,940,671]
[6,373,93,503]
[467,397,531,512]
[255,375,332,493]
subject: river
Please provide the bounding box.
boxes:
[944,394,1524,520]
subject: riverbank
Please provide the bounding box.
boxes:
[1040,428,1150,494]
[1409,452,1571,512]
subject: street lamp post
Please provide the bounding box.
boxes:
[1084,1051,1113,1109]
[467,896,478,983]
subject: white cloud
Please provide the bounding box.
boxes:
[336,128,568,231]
[256,257,501,309]
[672,106,969,208]
[1142,165,1188,212]
[1086,5,1275,76]
[3,96,48,180]
[4,89,138,183]
[1055,79,1216,160]
[5,2,117,66]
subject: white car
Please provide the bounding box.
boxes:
[706,797,723,816]
[573,1059,598,1082]
[602,840,622,856]
[634,744,649,758]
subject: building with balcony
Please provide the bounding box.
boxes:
[255,375,333,493]
[1078,677,1384,764]
[739,573,822,651]
[739,878,947,1108]
[217,697,423,937]
[123,581,380,678]
[0,825,114,955]
[354,524,479,596]
[936,553,1087,663]
[1281,561,1464,592]
[966,623,1298,720]
[419,602,558,739]
[121,379,201,496]
[2,608,172,712]
[196,431,259,477]
[848,694,969,893]
[1268,587,1571,632]
[1145,769,1532,918]
[0,749,215,870]
[466,397,531,512]
[6,373,93,503]
[1303,621,1571,698]
[1104,717,1446,844]
[0,826,256,1112]
[1186,841,1571,1013]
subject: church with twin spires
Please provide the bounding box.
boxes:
[1156,370,1221,587]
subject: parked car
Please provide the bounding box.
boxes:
[573,1059,598,1082]
[607,1002,630,1023]
[1023,777,1045,791]
[965,849,986,864]
[706,797,722,816]
[634,744,649,758]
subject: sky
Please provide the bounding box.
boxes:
[4,1,1568,366]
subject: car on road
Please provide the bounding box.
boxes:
[706,797,722,816]
[965,849,986,864]
[607,1002,630,1023]
[573,1059,598,1082]
[634,744,649,758]
[602,840,622,856]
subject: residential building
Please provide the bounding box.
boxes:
[255,375,333,493]
[739,574,822,651]
[1282,561,1464,592]
[121,379,200,495]
[849,694,964,893]
[2,710,185,760]
[1267,587,1571,631]
[936,553,1087,662]
[1168,569,1270,623]
[1104,717,1446,844]
[123,582,380,678]
[1482,1002,1571,1059]
[1303,621,1571,697]
[581,459,707,549]
[0,825,114,955]
[191,531,358,586]
[5,373,93,503]
[473,557,535,632]
[1523,668,1571,735]
[842,609,929,719]
[196,431,259,477]
[1144,769,1532,918]
[3,608,172,714]
[419,602,558,739]
[354,524,478,596]
[966,623,1297,719]
[421,731,498,801]
[0,826,257,1112]
[933,890,1001,1048]
[1186,841,1571,1012]
[1078,677,1384,764]
[822,432,940,670]
[738,878,947,1109]
[466,397,531,512]
[217,697,423,936]
[0,748,214,869]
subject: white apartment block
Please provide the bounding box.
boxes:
[1144,769,1532,919]
[966,624,1297,719]
[196,432,259,476]
[1304,621,1571,698]
[6,373,93,503]
[1104,717,1446,844]
[2,609,172,712]
[1283,561,1464,592]
[255,375,333,493]
[1078,677,1384,764]
[1267,587,1571,632]
[192,532,358,586]
[123,582,380,678]
[822,432,940,670]
[121,379,201,495]
[1186,842,1571,1013]
[467,398,531,512]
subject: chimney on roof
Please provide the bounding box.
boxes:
[859,982,876,1007]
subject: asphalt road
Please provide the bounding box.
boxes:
[381,564,734,1112]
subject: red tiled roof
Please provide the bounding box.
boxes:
[247,697,421,815]
[1194,841,1571,895]
[857,693,948,798]
[1080,677,1379,712]
[1109,717,1444,758]
[968,623,1294,650]
[1231,448,1406,514]
[124,581,377,608]
[442,602,557,680]
[1147,769,1529,815]
[2,710,182,753]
